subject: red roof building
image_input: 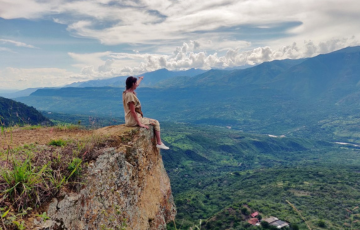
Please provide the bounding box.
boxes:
[248,218,259,225]
[251,211,259,218]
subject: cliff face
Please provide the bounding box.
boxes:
[39,125,176,230]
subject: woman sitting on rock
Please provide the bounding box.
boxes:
[122,76,169,150]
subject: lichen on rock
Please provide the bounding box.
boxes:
[37,125,176,230]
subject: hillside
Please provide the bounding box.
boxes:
[160,123,360,229]
[0,96,51,126]
[0,125,176,229]
[273,46,360,102]
[0,88,41,99]
[171,166,360,230]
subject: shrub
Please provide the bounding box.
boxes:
[55,124,82,131]
[241,207,249,215]
[48,139,67,147]
[261,221,270,228]
[318,220,326,228]
[67,157,82,178]
[1,159,48,210]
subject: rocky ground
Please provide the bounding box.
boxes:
[0,125,176,230]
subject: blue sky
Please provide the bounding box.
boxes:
[1,0,360,89]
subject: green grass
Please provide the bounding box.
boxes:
[54,123,83,131]
[0,144,39,161]
[48,139,67,147]
[67,157,82,178]
[0,130,110,221]
[1,159,48,210]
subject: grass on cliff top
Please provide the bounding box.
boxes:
[0,124,124,229]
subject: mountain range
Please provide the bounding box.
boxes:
[15,46,360,142]
[64,68,207,88]
[0,68,207,99]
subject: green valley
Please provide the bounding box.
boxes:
[159,123,360,229]
[32,112,360,229]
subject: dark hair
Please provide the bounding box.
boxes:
[126,76,137,90]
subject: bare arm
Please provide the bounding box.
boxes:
[128,102,148,129]
[136,76,144,86]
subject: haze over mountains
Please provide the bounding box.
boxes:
[0,68,207,99]
[14,46,360,142]
[65,68,207,88]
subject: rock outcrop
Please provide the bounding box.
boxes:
[38,125,176,230]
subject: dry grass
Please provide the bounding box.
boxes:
[0,125,129,229]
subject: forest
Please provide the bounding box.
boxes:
[39,113,360,229]
[0,97,51,126]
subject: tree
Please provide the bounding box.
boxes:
[241,208,249,215]
[318,220,326,228]
[261,221,270,228]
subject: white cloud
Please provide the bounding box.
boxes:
[0,67,84,89]
[0,47,15,53]
[0,0,55,19]
[67,36,360,79]
[0,39,37,48]
[1,0,360,89]
[58,0,360,47]
[68,51,111,67]
[1,0,360,47]
[2,36,358,89]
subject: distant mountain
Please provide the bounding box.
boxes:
[154,59,305,88]
[0,88,41,99]
[273,47,360,102]
[65,68,207,88]
[65,77,126,88]
[15,46,360,142]
[0,89,18,94]
[0,97,52,126]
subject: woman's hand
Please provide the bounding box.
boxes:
[136,76,144,86]
[139,123,149,129]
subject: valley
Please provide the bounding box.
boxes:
[31,113,360,229]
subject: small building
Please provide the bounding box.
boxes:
[263,217,289,229]
[251,211,259,218]
[270,220,289,229]
[263,217,278,224]
[248,218,259,226]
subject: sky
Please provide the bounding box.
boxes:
[1,0,360,89]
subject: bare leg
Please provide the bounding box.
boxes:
[155,130,162,145]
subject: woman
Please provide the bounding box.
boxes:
[122,76,169,150]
